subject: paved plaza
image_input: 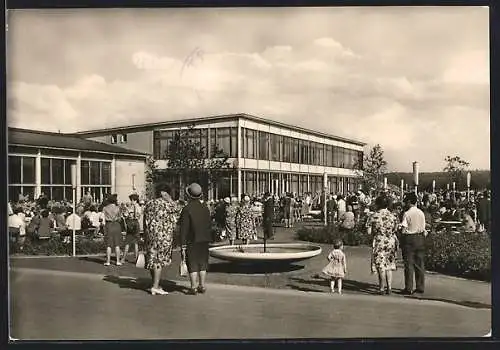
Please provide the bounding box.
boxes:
[9,268,490,339]
[9,225,491,340]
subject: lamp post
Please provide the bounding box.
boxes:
[71,164,77,257]
[467,172,471,202]
[383,177,388,191]
[400,179,404,201]
[432,180,436,194]
[413,161,419,195]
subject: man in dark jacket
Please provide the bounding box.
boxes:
[478,191,491,233]
[326,195,338,226]
[180,183,213,295]
[262,192,275,240]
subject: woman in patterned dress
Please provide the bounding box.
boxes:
[226,197,239,245]
[236,195,256,245]
[143,183,180,295]
[366,194,399,295]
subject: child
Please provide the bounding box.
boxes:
[322,239,347,294]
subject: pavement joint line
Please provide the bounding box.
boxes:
[10,267,487,310]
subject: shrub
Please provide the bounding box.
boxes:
[425,229,491,282]
[296,224,372,247]
[10,236,107,256]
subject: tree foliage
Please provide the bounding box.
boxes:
[144,155,158,200]
[443,155,470,187]
[164,125,232,198]
[356,144,388,192]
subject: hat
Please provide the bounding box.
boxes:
[186,183,203,199]
[243,195,250,202]
[129,193,139,201]
[224,197,230,204]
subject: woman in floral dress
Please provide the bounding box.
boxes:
[236,196,256,245]
[366,194,399,295]
[143,183,180,295]
[226,197,239,245]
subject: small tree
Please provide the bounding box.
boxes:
[166,125,232,199]
[356,144,388,193]
[144,155,159,200]
[443,155,470,188]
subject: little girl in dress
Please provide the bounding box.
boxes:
[322,239,347,294]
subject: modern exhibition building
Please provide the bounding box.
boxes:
[7,128,148,204]
[72,114,365,200]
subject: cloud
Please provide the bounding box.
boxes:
[7,9,489,171]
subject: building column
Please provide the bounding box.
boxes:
[111,155,116,196]
[268,172,271,194]
[229,173,233,197]
[238,169,242,200]
[76,153,82,202]
[35,149,42,199]
[307,174,310,192]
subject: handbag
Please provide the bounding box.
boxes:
[135,252,145,268]
[179,248,188,277]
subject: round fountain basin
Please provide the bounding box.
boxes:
[209,243,322,263]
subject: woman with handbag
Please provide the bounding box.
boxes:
[143,183,180,295]
[179,183,213,295]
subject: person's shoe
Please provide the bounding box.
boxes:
[386,289,392,295]
[116,261,123,266]
[414,289,425,295]
[187,288,198,295]
[150,287,168,295]
[104,262,111,266]
[401,289,414,296]
[197,286,207,294]
[378,289,385,295]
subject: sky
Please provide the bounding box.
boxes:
[6,7,490,172]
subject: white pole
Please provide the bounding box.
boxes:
[432,180,436,193]
[400,179,404,200]
[413,161,419,195]
[71,164,77,257]
[323,173,328,226]
[383,177,388,191]
[467,172,471,202]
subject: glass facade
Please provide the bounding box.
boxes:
[240,127,363,170]
[154,127,238,160]
[39,158,76,201]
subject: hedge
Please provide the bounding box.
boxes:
[296,225,491,282]
[425,229,491,282]
[296,224,372,247]
[10,236,107,256]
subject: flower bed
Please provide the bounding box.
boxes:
[10,236,107,256]
[296,224,372,247]
[425,229,491,282]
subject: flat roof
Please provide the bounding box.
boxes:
[70,113,366,146]
[8,128,149,157]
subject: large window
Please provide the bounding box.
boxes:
[244,171,257,196]
[230,128,238,158]
[282,137,291,162]
[244,129,257,159]
[8,156,36,201]
[153,130,175,159]
[217,128,231,157]
[258,131,269,160]
[270,133,281,161]
[300,140,309,164]
[291,138,299,163]
[326,145,333,167]
[80,160,112,202]
[39,158,77,201]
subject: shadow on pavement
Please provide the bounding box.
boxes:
[102,275,190,295]
[397,293,492,309]
[79,256,106,265]
[209,262,304,274]
[288,276,381,295]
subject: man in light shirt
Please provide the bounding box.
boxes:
[9,207,27,247]
[400,192,427,295]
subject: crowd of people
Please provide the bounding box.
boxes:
[8,182,491,296]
